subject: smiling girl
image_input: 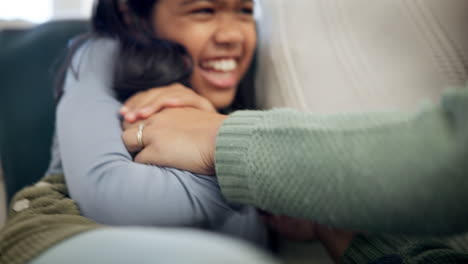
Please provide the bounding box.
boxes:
[0,1,281,263]
[108,0,257,110]
[45,0,266,249]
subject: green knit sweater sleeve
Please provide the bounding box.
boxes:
[215,87,468,235]
[343,234,468,264]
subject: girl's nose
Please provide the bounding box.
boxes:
[214,22,245,49]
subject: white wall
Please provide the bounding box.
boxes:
[0,0,52,23]
[0,0,94,23]
[51,0,94,20]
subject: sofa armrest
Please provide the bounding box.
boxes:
[0,20,89,203]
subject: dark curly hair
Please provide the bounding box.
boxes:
[57,0,256,111]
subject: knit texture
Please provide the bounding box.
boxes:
[216,87,468,235]
[344,234,468,264]
[0,174,102,264]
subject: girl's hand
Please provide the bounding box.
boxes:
[122,108,227,175]
[120,83,217,123]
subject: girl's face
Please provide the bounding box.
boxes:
[152,0,256,109]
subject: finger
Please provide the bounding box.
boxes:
[123,119,142,130]
[141,95,215,117]
[140,95,195,115]
[122,90,155,114]
[122,120,136,130]
[121,94,143,122]
[136,92,177,118]
[124,95,156,122]
[124,112,138,123]
[131,93,159,112]
[121,93,141,114]
[127,84,213,120]
[129,90,175,121]
[133,147,154,164]
[134,145,168,166]
[197,98,217,112]
[161,92,215,113]
[129,85,179,112]
[165,96,215,113]
[122,83,188,115]
[121,124,145,153]
[120,105,130,115]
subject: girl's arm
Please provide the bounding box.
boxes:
[57,38,266,243]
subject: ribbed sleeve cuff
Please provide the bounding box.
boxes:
[343,234,408,264]
[215,110,265,205]
[343,234,468,264]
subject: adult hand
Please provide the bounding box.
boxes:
[120,83,216,123]
[122,108,227,175]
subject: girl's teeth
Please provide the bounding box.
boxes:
[202,59,237,72]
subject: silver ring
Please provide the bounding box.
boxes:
[137,123,145,148]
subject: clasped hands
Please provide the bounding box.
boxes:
[119,83,354,259]
[120,83,226,176]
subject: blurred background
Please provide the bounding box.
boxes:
[0,0,94,228]
[0,0,93,27]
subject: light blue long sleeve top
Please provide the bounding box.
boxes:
[46,38,267,245]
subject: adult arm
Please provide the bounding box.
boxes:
[124,88,468,235]
[314,224,468,263]
[216,88,468,235]
[342,234,468,264]
[57,38,266,243]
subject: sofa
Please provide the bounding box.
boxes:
[0,20,88,203]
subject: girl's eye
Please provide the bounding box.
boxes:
[240,7,254,15]
[192,8,215,14]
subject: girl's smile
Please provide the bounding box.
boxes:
[199,57,239,89]
[153,0,257,109]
